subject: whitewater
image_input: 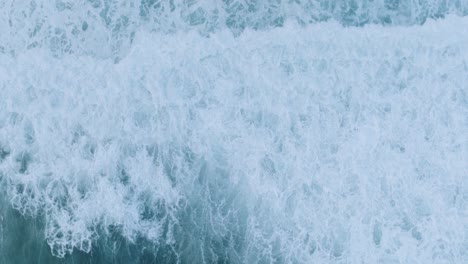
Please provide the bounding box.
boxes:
[0,1,467,263]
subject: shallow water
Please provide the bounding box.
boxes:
[1,1,468,263]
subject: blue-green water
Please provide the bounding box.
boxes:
[1,1,468,263]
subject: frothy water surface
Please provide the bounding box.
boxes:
[1,1,468,263]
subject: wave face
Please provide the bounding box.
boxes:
[1,1,468,264]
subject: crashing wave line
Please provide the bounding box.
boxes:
[1,0,468,60]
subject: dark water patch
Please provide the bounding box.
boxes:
[68,225,163,264]
[0,198,162,264]
[24,121,36,145]
[0,166,249,263]
[0,145,10,162]
[118,166,130,185]
[15,152,32,174]
[0,194,60,264]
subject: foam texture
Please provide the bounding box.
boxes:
[0,2,468,263]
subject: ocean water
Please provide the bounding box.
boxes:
[0,1,467,263]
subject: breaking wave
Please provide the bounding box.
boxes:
[0,1,467,263]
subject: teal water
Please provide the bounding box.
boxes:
[1,1,468,263]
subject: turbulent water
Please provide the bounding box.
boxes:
[0,0,467,263]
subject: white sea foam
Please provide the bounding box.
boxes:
[0,14,467,263]
[1,0,468,61]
